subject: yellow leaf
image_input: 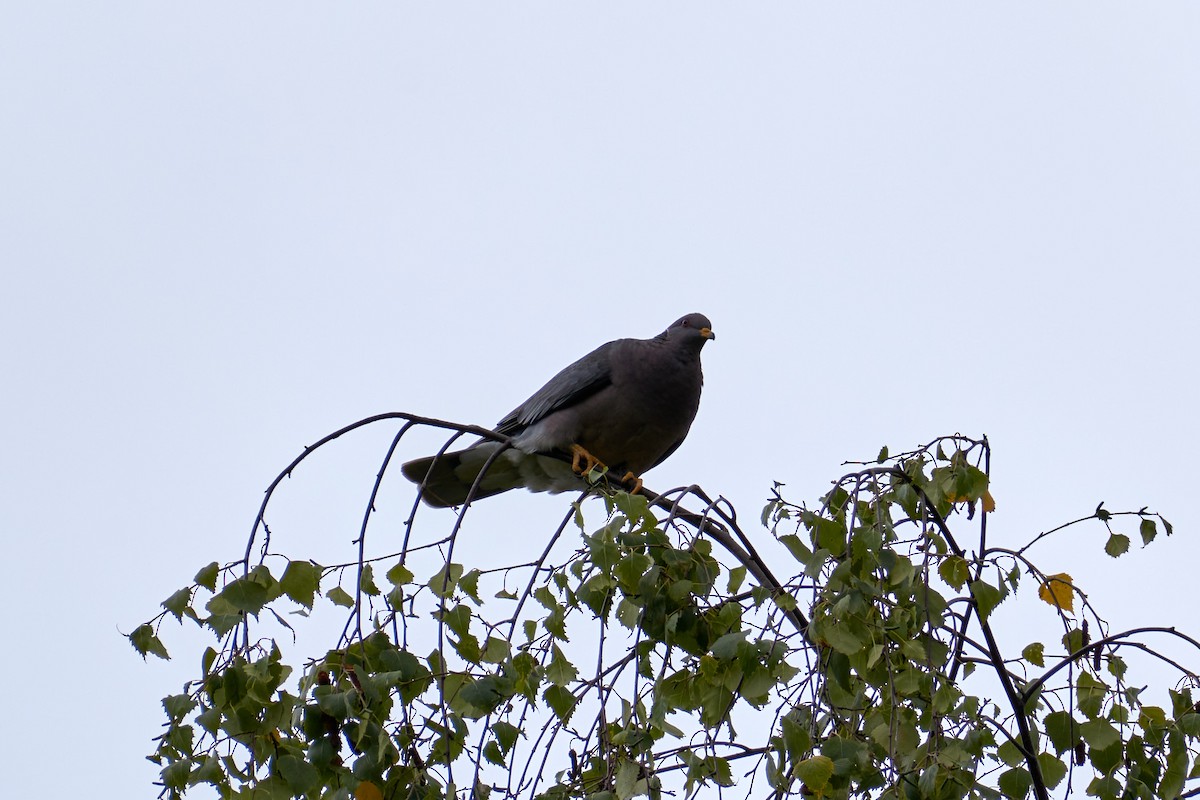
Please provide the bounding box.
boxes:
[356,782,384,800]
[945,489,996,512]
[1038,573,1074,613]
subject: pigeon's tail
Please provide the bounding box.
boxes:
[401,443,585,508]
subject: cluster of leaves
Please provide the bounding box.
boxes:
[135,489,803,799]
[134,430,1198,800]
[760,438,1194,800]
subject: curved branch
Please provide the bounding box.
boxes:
[242,411,510,569]
[1023,626,1200,702]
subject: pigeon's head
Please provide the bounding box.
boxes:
[664,313,715,348]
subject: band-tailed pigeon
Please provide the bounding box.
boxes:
[401,313,715,507]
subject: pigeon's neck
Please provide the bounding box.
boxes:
[670,338,707,361]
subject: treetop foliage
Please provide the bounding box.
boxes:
[132,416,1198,800]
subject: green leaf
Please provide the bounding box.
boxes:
[190,755,222,786]
[779,714,812,759]
[918,765,939,798]
[1062,627,1086,653]
[204,611,241,638]
[821,622,864,656]
[1138,705,1168,733]
[440,603,472,639]
[820,735,866,777]
[162,693,196,721]
[201,647,217,678]
[710,755,734,786]
[778,534,814,566]
[453,633,482,664]
[1037,753,1067,789]
[795,755,834,792]
[428,563,463,600]
[533,585,558,611]
[194,562,220,592]
[614,553,652,591]
[970,579,1004,621]
[813,516,847,557]
[459,675,510,715]
[997,740,1025,767]
[459,569,482,603]
[711,631,748,660]
[162,587,193,621]
[1139,518,1157,546]
[482,740,505,766]
[886,554,915,587]
[481,637,510,664]
[1170,688,1196,716]
[1077,672,1107,718]
[277,755,318,794]
[613,489,651,521]
[280,561,320,609]
[1022,642,1045,668]
[1043,710,1078,754]
[586,528,622,573]
[130,623,170,660]
[1104,533,1130,558]
[166,723,194,757]
[543,605,567,640]
[1160,734,1188,799]
[161,759,191,789]
[208,576,268,615]
[1108,655,1127,679]
[615,760,639,800]
[998,766,1031,799]
[1087,775,1121,800]
[616,598,640,629]
[1089,739,1123,775]
[386,561,414,586]
[546,645,578,687]
[359,564,381,596]
[544,684,577,723]
[939,556,970,590]
[326,586,354,608]
[727,565,747,594]
[316,689,354,719]
[195,706,221,735]
[492,720,520,754]
[1080,719,1120,751]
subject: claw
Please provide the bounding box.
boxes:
[570,444,605,476]
[620,471,643,495]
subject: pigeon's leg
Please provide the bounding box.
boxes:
[570,444,605,476]
[619,471,644,495]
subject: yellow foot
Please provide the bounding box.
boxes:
[570,444,605,476]
[620,471,643,495]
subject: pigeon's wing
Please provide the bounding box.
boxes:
[494,340,618,436]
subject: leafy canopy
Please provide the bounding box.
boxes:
[132,422,1197,800]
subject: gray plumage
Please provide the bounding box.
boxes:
[401,313,715,507]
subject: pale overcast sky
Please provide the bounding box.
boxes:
[3,4,1198,797]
